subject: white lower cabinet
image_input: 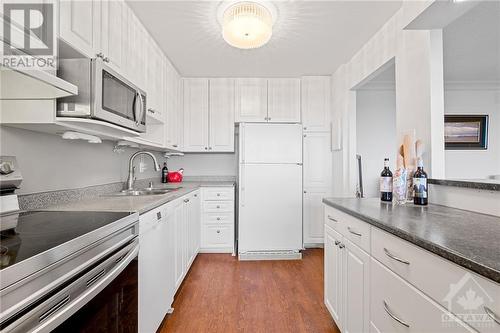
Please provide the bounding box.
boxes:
[370,258,475,333]
[200,186,235,253]
[325,225,344,328]
[139,190,201,332]
[324,205,490,333]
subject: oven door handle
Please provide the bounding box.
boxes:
[34,243,139,333]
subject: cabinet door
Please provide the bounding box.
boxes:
[145,40,165,121]
[100,0,125,72]
[343,239,370,333]
[301,76,331,132]
[235,78,267,122]
[209,78,235,152]
[173,201,184,290]
[59,0,99,58]
[126,10,147,88]
[183,78,209,152]
[165,62,183,149]
[192,192,201,254]
[303,132,332,188]
[303,190,328,245]
[324,225,343,329]
[267,78,301,123]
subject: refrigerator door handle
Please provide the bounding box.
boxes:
[240,165,245,207]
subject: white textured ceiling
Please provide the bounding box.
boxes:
[127,1,402,77]
[443,1,500,82]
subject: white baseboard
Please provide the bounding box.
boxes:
[238,251,302,261]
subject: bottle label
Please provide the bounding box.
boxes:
[413,178,428,198]
[380,177,393,192]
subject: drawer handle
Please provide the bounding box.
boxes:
[383,248,410,265]
[217,193,221,196]
[485,306,500,325]
[347,227,362,237]
[327,215,338,222]
[216,217,221,221]
[216,205,220,209]
[338,243,345,249]
[383,300,410,328]
[334,240,340,246]
[216,230,220,234]
[184,199,190,203]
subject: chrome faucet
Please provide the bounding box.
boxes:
[126,151,160,190]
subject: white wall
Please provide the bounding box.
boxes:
[0,126,237,194]
[444,84,500,179]
[356,89,397,198]
[330,1,446,197]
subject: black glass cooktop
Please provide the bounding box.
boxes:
[0,211,132,270]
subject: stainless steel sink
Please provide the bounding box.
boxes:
[103,187,182,197]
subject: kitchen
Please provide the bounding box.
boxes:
[0,0,499,332]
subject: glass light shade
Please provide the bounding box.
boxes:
[222,2,273,49]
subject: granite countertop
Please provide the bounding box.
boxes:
[323,197,500,284]
[429,178,500,191]
[46,181,235,214]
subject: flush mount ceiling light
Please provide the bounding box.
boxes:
[218,1,277,49]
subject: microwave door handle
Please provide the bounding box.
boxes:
[133,91,143,126]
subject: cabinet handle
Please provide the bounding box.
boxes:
[383,300,410,328]
[184,199,190,203]
[217,193,221,196]
[303,134,307,138]
[96,52,104,59]
[268,117,271,121]
[216,205,220,209]
[347,227,362,237]
[194,194,198,197]
[204,147,208,150]
[173,144,178,148]
[484,306,500,325]
[216,230,220,234]
[327,215,338,222]
[156,212,162,220]
[148,108,156,114]
[383,248,410,265]
[334,240,340,246]
[209,147,213,150]
[216,217,221,221]
[103,57,110,63]
[304,190,307,194]
[303,127,307,130]
[338,243,345,249]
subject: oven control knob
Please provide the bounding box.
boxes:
[0,162,14,175]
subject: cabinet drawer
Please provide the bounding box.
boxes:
[202,187,234,201]
[324,205,370,252]
[203,201,234,213]
[370,258,475,333]
[372,227,500,332]
[202,213,233,225]
[201,225,233,248]
[324,205,343,232]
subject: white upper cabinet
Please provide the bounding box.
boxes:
[267,78,301,123]
[303,132,332,189]
[59,0,100,58]
[165,62,183,150]
[235,78,268,122]
[209,78,235,152]
[301,76,331,132]
[183,78,209,152]
[100,0,126,73]
[146,39,166,123]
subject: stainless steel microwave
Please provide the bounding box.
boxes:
[57,58,146,133]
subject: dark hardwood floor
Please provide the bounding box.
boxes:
[159,249,340,333]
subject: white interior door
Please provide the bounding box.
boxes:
[239,163,302,252]
[240,123,302,163]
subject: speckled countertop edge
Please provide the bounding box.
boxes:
[322,198,500,284]
[428,178,500,191]
[22,177,235,214]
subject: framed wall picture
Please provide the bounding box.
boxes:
[444,115,488,150]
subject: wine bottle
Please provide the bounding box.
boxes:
[380,158,393,202]
[162,162,169,183]
[413,158,428,205]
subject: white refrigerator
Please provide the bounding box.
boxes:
[238,123,303,259]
